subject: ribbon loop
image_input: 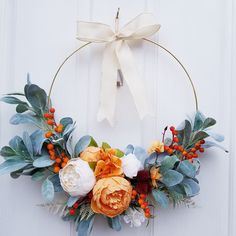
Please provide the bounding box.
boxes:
[77,13,161,125]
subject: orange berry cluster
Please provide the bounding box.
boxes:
[47,144,69,173]
[44,108,64,139]
[69,201,80,216]
[164,126,205,161]
[132,190,151,218]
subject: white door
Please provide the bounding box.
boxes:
[0,0,235,236]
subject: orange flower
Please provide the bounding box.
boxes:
[91,176,132,218]
[150,166,162,188]
[148,141,164,154]
[80,146,102,162]
[94,149,123,179]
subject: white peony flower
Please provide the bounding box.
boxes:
[122,153,143,178]
[123,208,145,227]
[59,158,96,197]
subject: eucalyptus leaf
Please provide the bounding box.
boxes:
[33,155,54,168]
[161,170,183,187]
[107,216,122,231]
[152,189,169,208]
[41,178,54,202]
[125,144,134,155]
[0,159,29,175]
[1,96,27,105]
[178,160,196,178]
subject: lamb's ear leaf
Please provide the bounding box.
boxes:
[152,189,169,208]
[41,178,54,202]
[33,155,54,168]
[77,215,95,236]
[74,135,92,157]
[30,130,46,155]
[107,216,122,231]
[0,159,29,175]
[202,117,216,129]
[193,111,205,131]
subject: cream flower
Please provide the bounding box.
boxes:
[59,158,95,197]
[123,208,145,227]
[148,140,164,154]
[122,153,143,178]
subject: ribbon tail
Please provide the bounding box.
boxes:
[97,42,118,126]
[116,41,151,120]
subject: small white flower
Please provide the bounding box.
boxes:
[59,158,96,197]
[122,153,143,178]
[123,208,145,227]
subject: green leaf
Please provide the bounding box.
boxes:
[16,104,28,113]
[1,96,27,105]
[30,130,46,155]
[115,149,124,157]
[178,160,196,178]
[23,132,33,159]
[160,155,179,173]
[33,155,54,168]
[74,135,92,157]
[182,120,192,147]
[0,159,29,175]
[193,111,205,131]
[0,146,16,157]
[152,189,169,208]
[202,117,216,130]
[41,178,54,202]
[31,170,45,181]
[161,170,183,187]
[25,84,47,113]
[102,142,111,150]
[107,216,122,231]
[89,137,98,147]
[77,215,95,236]
[10,113,44,128]
[191,131,209,144]
[60,117,73,128]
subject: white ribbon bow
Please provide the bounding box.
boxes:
[77,13,161,125]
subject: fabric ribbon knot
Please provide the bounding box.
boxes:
[77,13,161,125]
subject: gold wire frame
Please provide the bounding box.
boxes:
[47,39,199,112]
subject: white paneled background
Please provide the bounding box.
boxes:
[0,0,235,236]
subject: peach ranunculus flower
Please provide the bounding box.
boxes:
[94,149,123,179]
[148,141,164,154]
[80,146,102,162]
[91,176,132,218]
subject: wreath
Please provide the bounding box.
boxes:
[0,10,227,236]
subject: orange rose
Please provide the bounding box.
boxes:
[91,176,132,218]
[94,150,123,179]
[80,147,102,162]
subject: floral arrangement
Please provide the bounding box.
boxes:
[0,81,227,235]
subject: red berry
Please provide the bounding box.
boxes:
[69,208,76,216]
[193,153,198,158]
[199,148,205,153]
[170,126,175,132]
[164,146,169,152]
[200,140,205,144]
[45,131,53,139]
[173,130,178,135]
[191,148,197,153]
[173,137,179,143]
[50,108,55,113]
[47,144,54,150]
[47,119,54,126]
[44,113,50,119]
[73,202,79,209]
[195,143,201,149]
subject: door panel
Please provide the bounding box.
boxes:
[0,0,234,236]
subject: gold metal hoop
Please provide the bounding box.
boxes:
[48,39,199,112]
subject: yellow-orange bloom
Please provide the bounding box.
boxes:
[91,176,132,218]
[150,166,162,188]
[94,150,123,179]
[80,147,102,162]
[148,141,164,154]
